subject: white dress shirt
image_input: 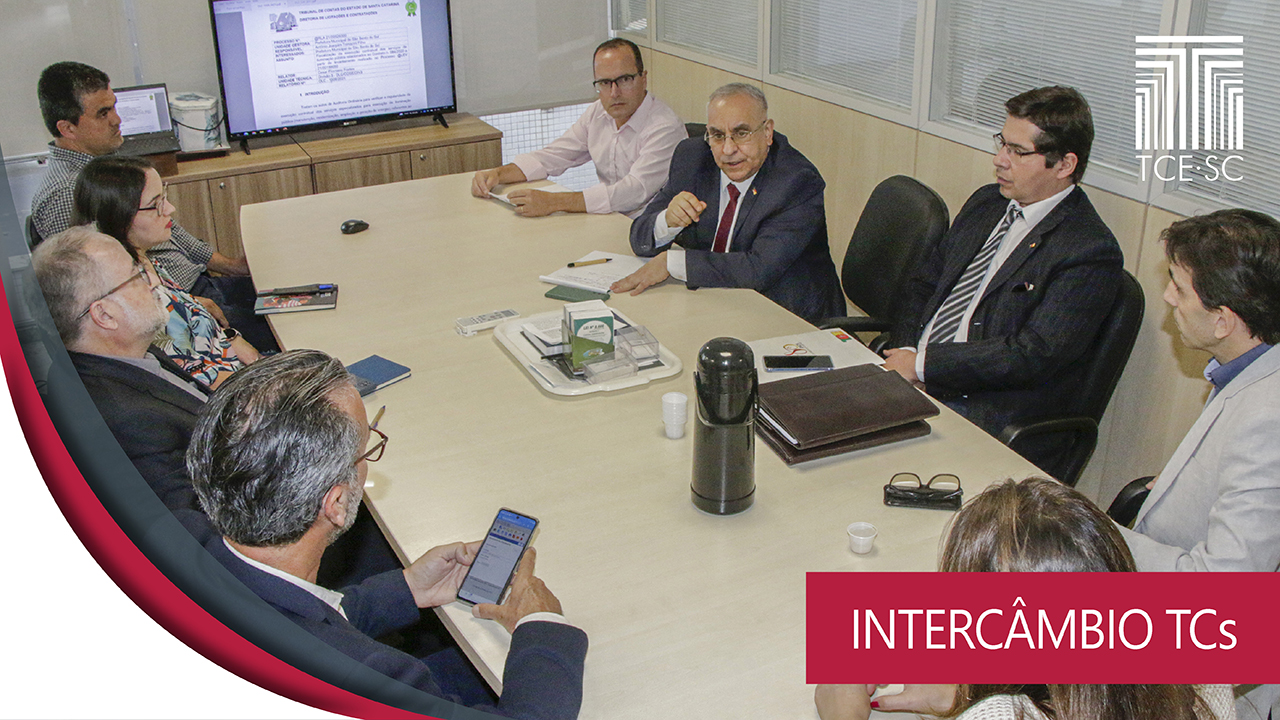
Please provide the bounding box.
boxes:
[512,93,686,218]
[913,184,1074,381]
[653,171,758,281]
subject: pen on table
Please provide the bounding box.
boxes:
[371,405,386,429]
[568,258,611,268]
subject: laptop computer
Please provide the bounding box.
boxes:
[114,83,182,156]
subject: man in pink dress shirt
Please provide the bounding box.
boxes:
[470,38,687,218]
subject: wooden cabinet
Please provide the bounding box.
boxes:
[300,115,502,193]
[313,153,412,193]
[410,141,502,180]
[208,166,314,257]
[164,114,502,258]
[166,180,217,251]
[167,143,314,259]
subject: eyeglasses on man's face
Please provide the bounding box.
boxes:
[992,133,1044,159]
[705,123,765,147]
[76,264,149,320]
[593,72,641,92]
[359,426,389,463]
[139,185,170,215]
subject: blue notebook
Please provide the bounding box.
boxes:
[347,355,411,396]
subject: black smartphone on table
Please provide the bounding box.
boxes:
[763,354,834,371]
[457,508,539,606]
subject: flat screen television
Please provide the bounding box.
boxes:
[208,0,457,141]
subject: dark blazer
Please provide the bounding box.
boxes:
[891,183,1123,440]
[66,348,209,517]
[207,539,588,720]
[630,133,844,324]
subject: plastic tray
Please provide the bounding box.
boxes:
[494,309,682,396]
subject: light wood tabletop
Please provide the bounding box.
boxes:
[239,172,1041,720]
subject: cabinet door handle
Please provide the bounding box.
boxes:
[218,182,226,189]
[419,154,426,161]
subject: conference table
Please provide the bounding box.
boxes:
[239,172,1040,719]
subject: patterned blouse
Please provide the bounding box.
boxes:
[150,259,244,386]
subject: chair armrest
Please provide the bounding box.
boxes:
[867,333,893,355]
[998,416,1099,486]
[817,316,894,334]
[1107,476,1154,528]
[998,416,1098,447]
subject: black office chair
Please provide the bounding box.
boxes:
[26,215,43,248]
[685,122,706,140]
[1107,476,1154,528]
[818,175,949,335]
[998,270,1145,487]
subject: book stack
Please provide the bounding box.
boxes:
[755,364,940,465]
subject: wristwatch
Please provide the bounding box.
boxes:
[224,327,241,341]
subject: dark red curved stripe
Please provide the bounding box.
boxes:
[0,276,437,719]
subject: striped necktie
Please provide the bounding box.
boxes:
[929,203,1023,345]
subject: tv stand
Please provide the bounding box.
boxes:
[239,138,251,156]
[167,113,500,261]
[433,112,450,129]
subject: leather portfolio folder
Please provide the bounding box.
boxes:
[755,363,939,464]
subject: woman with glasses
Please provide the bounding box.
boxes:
[815,477,1234,720]
[72,155,259,388]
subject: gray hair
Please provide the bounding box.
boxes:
[187,350,361,547]
[31,225,111,347]
[709,83,768,115]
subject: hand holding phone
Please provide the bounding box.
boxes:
[472,547,564,633]
[458,509,538,606]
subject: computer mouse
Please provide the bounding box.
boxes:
[340,219,370,235]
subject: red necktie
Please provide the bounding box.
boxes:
[712,184,741,253]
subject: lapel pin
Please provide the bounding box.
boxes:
[752,187,758,196]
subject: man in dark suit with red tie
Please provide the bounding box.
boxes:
[613,83,844,325]
[884,86,1123,476]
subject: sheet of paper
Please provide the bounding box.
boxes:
[539,251,648,295]
[491,182,575,207]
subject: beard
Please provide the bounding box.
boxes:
[122,286,170,341]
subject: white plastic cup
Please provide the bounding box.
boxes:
[847,522,878,554]
[662,392,688,439]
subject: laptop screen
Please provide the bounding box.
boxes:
[114,84,173,137]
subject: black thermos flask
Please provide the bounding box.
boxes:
[691,337,757,515]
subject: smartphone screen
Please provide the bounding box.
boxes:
[457,509,539,606]
[763,354,834,371]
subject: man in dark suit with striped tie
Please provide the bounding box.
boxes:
[884,86,1123,476]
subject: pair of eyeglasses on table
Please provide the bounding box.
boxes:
[883,472,963,510]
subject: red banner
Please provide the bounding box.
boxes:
[808,572,1280,684]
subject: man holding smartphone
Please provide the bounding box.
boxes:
[188,350,587,719]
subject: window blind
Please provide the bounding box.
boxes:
[656,0,758,67]
[1170,1,1280,216]
[931,0,1164,179]
[612,0,649,34]
[771,0,918,110]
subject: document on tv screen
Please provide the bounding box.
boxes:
[238,1,432,130]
